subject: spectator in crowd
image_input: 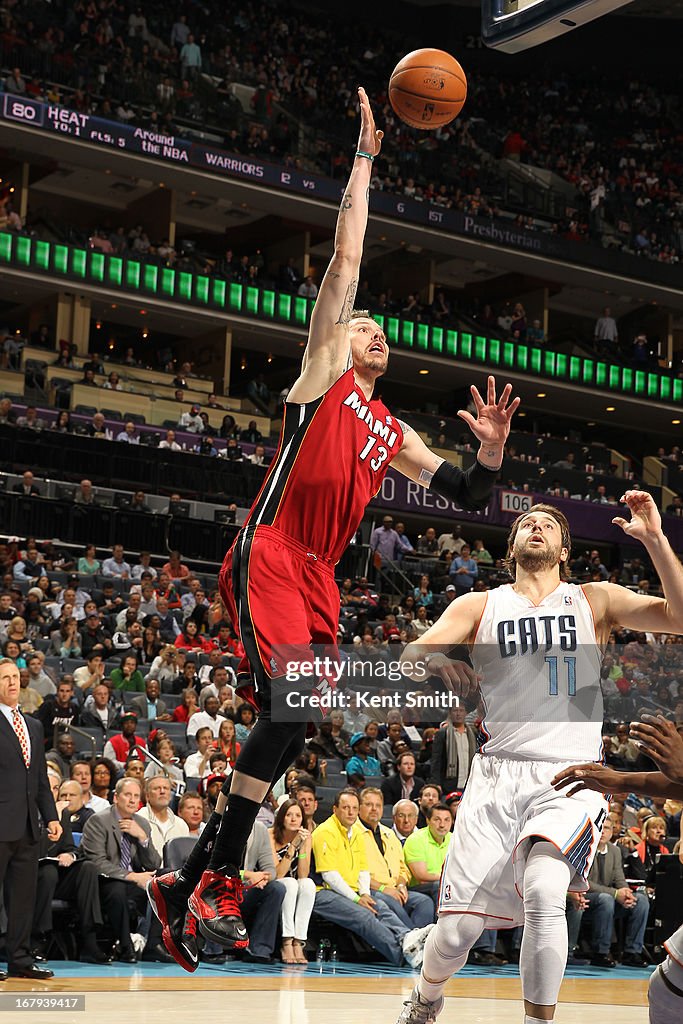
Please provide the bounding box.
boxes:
[394,522,415,562]
[130,679,172,722]
[370,515,400,569]
[80,682,120,733]
[429,706,477,795]
[178,404,203,433]
[138,776,190,858]
[403,803,453,909]
[392,798,419,845]
[268,798,315,963]
[312,789,432,967]
[381,750,426,805]
[18,667,42,714]
[13,471,41,497]
[16,407,46,431]
[566,816,649,967]
[58,779,94,833]
[70,759,110,813]
[345,733,382,788]
[77,542,100,572]
[36,679,79,736]
[297,276,318,299]
[416,529,439,558]
[234,703,256,743]
[111,655,145,692]
[141,738,183,785]
[24,652,56,697]
[186,694,223,739]
[246,375,272,416]
[295,781,319,833]
[239,820,286,963]
[358,787,433,928]
[594,306,619,357]
[81,778,161,963]
[14,544,47,580]
[177,793,205,836]
[635,815,669,871]
[102,544,132,578]
[159,429,181,451]
[449,543,478,594]
[91,758,116,803]
[184,726,216,779]
[116,422,140,444]
[103,712,147,772]
[163,551,191,581]
[437,526,466,556]
[416,784,442,828]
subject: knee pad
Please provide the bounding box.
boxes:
[433,913,485,960]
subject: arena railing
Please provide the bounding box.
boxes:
[0,231,681,409]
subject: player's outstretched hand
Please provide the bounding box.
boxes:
[425,653,479,700]
[357,86,383,157]
[612,490,662,543]
[551,762,625,798]
[630,714,683,785]
[457,376,520,450]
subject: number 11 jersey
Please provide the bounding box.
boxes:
[472,581,604,762]
[243,368,403,564]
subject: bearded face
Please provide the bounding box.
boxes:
[512,515,567,575]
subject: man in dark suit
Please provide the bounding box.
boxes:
[429,707,477,795]
[33,774,110,964]
[0,657,61,980]
[381,751,426,806]
[81,778,161,962]
[130,679,171,723]
[12,470,41,496]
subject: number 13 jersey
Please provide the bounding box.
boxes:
[243,369,403,564]
[471,582,604,762]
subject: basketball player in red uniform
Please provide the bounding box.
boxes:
[148,86,519,970]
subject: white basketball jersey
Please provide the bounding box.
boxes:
[471,582,604,762]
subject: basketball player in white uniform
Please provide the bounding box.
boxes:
[396,491,683,1024]
[553,713,683,1024]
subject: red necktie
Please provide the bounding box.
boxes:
[11,708,30,768]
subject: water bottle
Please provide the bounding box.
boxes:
[329,945,338,964]
[316,941,326,964]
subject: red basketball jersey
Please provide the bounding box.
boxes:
[243,368,403,563]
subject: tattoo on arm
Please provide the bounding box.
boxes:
[396,419,412,435]
[366,186,370,204]
[341,193,353,211]
[336,278,358,325]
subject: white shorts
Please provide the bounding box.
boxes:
[438,753,608,928]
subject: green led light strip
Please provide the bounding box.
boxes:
[0,232,680,405]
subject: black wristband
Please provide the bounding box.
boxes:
[428,459,498,511]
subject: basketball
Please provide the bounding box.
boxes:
[388,48,467,130]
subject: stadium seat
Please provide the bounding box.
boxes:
[163,836,197,871]
[124,412,146,425]
[101,408,122,421]
[74,404,98,416]
[76,726,105,755]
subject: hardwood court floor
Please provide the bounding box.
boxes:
[1,961,649,1023]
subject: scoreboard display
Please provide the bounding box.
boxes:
[481,0,634,52]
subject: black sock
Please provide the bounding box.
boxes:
[177,811,222,891]
[208,793,262,873]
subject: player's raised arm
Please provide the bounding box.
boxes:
[399,590,486,697]
[289,88,382,402]
[585,490,683,634]
[391,376,519,510]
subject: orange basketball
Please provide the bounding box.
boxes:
[388,48,467,130]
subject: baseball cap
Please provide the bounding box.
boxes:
[121,711,138,723]
[445,585,456,592]
[444,789,463,804]
[350,732,366,748]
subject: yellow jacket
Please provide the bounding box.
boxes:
[357,820,411,888]
[312,813,368,892]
